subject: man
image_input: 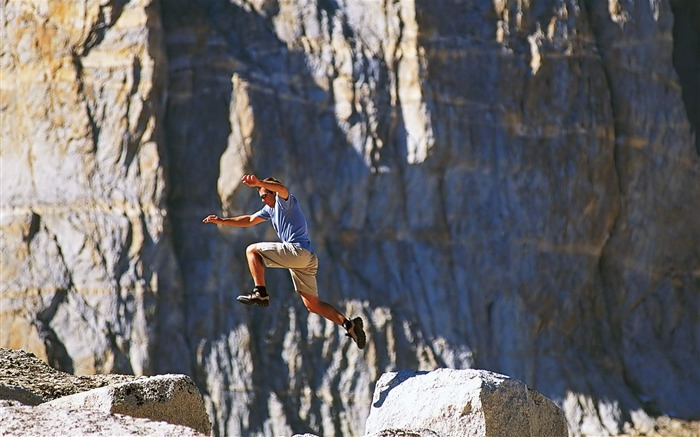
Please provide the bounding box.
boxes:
[202,174,366,349]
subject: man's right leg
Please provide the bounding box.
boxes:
[246,243,266,287]
[239,242,301,307]
[237,243,270,307]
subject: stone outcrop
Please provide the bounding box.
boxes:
[2,349,697,437]
[0,348,211,436]
[0,348,138,403]
[45,375,212,435]
[365,369,568,437]
[2,1,699,436]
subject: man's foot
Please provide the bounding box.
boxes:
[237,289,270,307]
[344,317,366,349]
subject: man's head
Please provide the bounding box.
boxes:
[258,177,281,207]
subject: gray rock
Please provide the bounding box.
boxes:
[365,369,568,437]
[0,403,208,437]
[0,0,188,378]
[2,0,699,436]
[0,348,138,401]
[45,374,212,436]
[0,348,212,436]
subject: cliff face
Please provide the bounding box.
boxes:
[2,1,699,436]
[1,0,186,376]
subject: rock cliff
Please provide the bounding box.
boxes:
[1,1,699,436]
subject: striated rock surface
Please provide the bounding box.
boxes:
[2,1,699,437]
[0,0,188,376]
[364,368,568,437]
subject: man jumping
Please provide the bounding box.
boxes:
[203,174,366,349]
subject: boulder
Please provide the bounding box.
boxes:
[0,402,207,436]
[365,369,568,437]
[0,348,137,403]
[0,349,212,436]
[44,374,211,436]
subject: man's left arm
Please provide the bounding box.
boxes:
[241,174,289,200]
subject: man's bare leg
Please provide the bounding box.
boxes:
[237,244,270,306]
[300,291,367,349]
[298,291,346,325]
[246,244,266,286]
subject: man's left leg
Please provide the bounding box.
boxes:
[293,263,368,350]
[299,291,367,349]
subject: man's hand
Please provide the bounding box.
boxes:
[241,174,261,187]
[202,215,219,224]
[242,174,289,199]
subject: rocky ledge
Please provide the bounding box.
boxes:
[0,348,211,436]
[1,348,570,437]
[3,348,697,436]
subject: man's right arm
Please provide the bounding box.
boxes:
[202,214,266,227]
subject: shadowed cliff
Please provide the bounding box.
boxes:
[1,1,698,436]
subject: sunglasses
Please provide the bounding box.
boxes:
[260,192,270,199]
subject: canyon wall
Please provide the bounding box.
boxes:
[2,0,698,436]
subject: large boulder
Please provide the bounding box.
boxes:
[365,369,568,437]
[45,375,212,436]
[0,348,138,403]
[0,349,211,436]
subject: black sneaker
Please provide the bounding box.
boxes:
[344,317,366,349]
[237,289,270,307]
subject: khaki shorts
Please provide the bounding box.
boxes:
[254,242,319,296]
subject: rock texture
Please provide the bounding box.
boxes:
[0,348,138,403]
[0,401,207,437]
[364,369,568,437]
[0,348,211,436]
[45,374,212,435]
[1,1,699,437]
[0,0,188,376]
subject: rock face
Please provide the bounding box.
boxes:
[2,1,699,437]
[364,369,568,437]
[1,0,187,377]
